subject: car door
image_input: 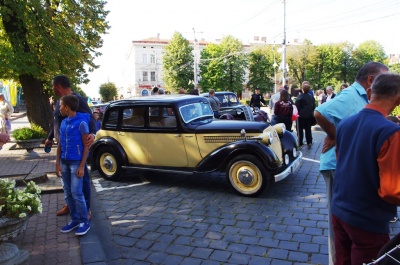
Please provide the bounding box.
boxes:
[116,106,148,165]
[146,106,188,167]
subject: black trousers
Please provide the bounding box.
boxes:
[298,117,312,145]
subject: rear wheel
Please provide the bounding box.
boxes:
[227,154,270,196]
[96,146,123,181]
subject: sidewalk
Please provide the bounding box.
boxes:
[1,111,106,265]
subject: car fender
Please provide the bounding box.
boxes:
[90,137,128,170]
[195,140,280,173]
[280,131,298,154]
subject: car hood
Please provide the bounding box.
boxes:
[194,120,269,134]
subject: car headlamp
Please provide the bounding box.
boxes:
[273,123,286,136]
[252,131,274,145]
[236,109,243,115]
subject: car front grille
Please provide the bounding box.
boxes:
[203,136,246,143]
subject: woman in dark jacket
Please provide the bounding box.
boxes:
[273,90,293,131]
[295,83,315,148]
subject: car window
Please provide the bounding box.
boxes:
[148,106,177,128]
[217,94,240,107]
[104,108,119,127]
[179,102,213,123]
[122,106,145,127]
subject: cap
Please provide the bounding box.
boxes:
[255,87,260,90]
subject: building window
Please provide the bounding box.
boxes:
[142,54,147,63]
[143,71,148,81]
[150,54,156,64]
[150,72,156,82]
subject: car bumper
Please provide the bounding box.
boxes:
[274,151,303,182]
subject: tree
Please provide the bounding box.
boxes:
[247,45,277,93]
[199,36,246,93]
[286,39,317,87]
[99,82,117,102]
[0,0,109,132]
[162,32,194,92]
[352,40,387,71]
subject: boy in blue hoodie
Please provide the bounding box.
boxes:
[56,94,91,236]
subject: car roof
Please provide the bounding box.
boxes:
[106,95,209,108]
[200,91,237,97]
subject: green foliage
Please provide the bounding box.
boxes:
[162,32,194,92]
[352,40,387,71]
[12,124,47,140]
[0,0,109,132]
[390,63,400,74]
[199,36,246,93]
[392,106,400,117]
[0,179,42,219]
[286,39,317,86]
[99,82,118,102]
[247,45,277,93]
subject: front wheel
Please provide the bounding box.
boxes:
[227,154,270,197]
[96,146,123,181]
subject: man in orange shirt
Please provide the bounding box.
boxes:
[331,73,400,265]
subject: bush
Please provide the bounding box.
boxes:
[12,124,47,140]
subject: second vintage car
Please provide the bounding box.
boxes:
[90,95,302,196]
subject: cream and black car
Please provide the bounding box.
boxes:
[90,95,302,196]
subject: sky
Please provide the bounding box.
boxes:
[81,0,400,97]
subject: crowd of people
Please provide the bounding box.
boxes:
[248,62,400,265]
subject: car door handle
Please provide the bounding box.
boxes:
[184,135,193,138]
[118,132,125,136]
[174,134,182,137]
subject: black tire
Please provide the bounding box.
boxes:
[226,154,270,197]
[96,146,123,181]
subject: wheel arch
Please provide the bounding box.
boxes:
[195,141,280,174]
[90,137,128,171]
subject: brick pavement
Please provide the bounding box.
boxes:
[1,112,400,265]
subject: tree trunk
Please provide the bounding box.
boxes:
[19,74,53,133]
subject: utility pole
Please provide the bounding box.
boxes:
[282,0,287,87]
[192,28,203,88]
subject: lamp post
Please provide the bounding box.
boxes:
[192,28,203,88]
[282,0,287,87]
[273,42,277,93]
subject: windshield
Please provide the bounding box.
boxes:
[179,102,214,123]
[216,94,240,107]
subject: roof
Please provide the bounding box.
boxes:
[107,95,209,107]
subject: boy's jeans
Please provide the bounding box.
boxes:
[61,159,88,224]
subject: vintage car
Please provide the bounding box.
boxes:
[90,95,302,196]
[200,91,256,121]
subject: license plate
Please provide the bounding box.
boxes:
[291,159,300,173]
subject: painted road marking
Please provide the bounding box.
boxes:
[93,175,150,192]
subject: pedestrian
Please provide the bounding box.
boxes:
[332,73,400,264]
[189,88,199,95]
[324,86,336,102]
[386,115,400,223]
[250,87,267,110]
[314,61,389,265]
[152,86,159,95]
[207,89,220,118]
[295,83,315,148]
[272,90,293,131]
[178,88,185,94]
[158,88,165,95]
[0,93,14,135]
[56,94,91,236]
[340,83,348,91]
[93,111,101,132]
[45,75,96,219]
[317,90,326,106]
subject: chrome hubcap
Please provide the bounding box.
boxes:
[103,157,114,170]
[238,169,254,185]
